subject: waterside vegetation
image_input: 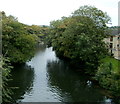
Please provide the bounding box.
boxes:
[1,5,120,103]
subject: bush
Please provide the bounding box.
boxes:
[95,62,120,98]
[0,56,13,102]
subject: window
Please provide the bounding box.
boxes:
[110,43,113,48]
[117,44,120,48]
[110,36,113,41]
[110,50,114,56]
[118,36,120,39]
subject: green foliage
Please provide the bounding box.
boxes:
[26,25,50,42]
[0,56,13,102]
[73,5,111,27]
[2,12,38,63]
[1,11,41,102]
[95,57,120,99]
[101,56,120,73]
[95,62,120,98]
[7,34,37,63]
[47,5,110,74]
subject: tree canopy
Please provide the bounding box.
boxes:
[47,5,111,74]
[1,11,49,63]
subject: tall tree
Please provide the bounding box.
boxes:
[2,12,37,63]
[48,6,111,74]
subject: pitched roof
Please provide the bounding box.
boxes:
[111,26,120,35]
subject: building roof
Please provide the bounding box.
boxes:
[111,26,120,35]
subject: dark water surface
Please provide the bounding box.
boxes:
[9,46,113,103]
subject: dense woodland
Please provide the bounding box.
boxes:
[0,5,120,103]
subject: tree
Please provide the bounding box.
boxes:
[2,12,38,63]
[72,5,111,28]
[48,6,111,74]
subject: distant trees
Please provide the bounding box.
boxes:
[47,5,111,74]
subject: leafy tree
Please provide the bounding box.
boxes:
[7,34,38,63]
[25,25,50,43]
[2,12,38,63]
[72,5,111,28]
[0,11,41,103]
[48,6,110,74]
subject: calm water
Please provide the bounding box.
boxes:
[9,46,113,103]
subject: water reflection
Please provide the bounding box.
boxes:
[35,44,46,54]
[46,60,109,103]
[8,64,34,102]
[8,47,115,103]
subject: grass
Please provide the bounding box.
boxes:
[101,56,120,73]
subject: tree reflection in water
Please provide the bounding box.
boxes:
[8,64,34,102]
[46,60,110,103]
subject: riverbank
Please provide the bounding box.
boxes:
[7,46,117,103]
[101,56,120,73]
[56,54,120,103]
[94,56,120,103]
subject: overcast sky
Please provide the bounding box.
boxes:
[0,0,119,26]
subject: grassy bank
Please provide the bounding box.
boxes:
[101,56,120,73]
[94,56,120,103]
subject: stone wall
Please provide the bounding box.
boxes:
[104,34,120,60]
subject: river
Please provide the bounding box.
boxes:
[8,45,113,103]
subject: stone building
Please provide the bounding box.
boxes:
[104,26,120,60]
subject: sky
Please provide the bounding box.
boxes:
[0,0,119,26]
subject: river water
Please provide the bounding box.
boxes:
[9,46,113,103]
